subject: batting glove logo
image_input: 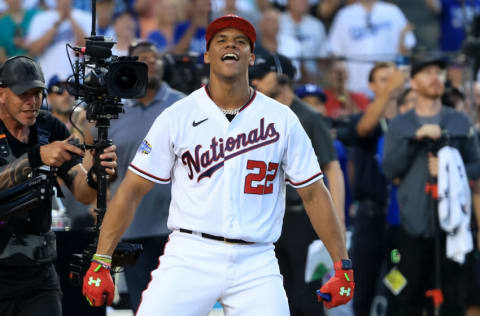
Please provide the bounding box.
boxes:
[82,262,115,306]
[339,287,351,296]
[88,277,102,287]
[317,262,355,309]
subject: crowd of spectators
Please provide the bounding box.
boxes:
[1,0,479,96]
[3,0,480,315]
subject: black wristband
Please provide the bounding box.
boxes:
[86,168,97,190]
[27,145,43,169]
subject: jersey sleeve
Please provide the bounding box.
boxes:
[128,110,174,184]
[283,119,323,188]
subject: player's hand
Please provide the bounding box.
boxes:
[415,124,442,140]
[317,261,355,309]
[40,138,85,167]
[82,261,114,307]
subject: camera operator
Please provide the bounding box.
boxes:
[0,56,117,316]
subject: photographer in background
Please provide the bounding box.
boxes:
[0,56,118,316]
[107,40,185,313]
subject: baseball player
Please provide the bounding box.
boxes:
[82,15,354,315]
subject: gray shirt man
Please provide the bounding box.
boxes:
[382,107,480,237]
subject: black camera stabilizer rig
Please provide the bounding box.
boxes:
[68,0,146,286]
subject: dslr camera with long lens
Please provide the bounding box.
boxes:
[67,30,146,286]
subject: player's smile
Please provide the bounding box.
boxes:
[221,53,239,63]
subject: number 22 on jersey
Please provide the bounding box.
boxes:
[244,160,279,195]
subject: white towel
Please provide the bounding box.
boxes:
[438,146,473,264]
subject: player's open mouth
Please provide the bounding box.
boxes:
[221,53,239,62]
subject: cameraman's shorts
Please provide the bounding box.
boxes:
[0,289,62,316]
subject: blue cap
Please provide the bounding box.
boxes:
[47,74,67,93]
[295,84,327,103]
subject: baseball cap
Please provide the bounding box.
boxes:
[410,56,447,78]
[249,53,296,81]
[206,14,256,50]
[47,74,67,94]
[0,56,45,95]
[128,39,158,56]
[295,84,327,103]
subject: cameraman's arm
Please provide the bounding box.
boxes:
[96,170,154,255]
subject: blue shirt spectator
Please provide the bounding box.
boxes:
[440,0,480,52]
[148,21,206,53]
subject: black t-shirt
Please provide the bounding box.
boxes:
[0,111,70,299]
[287,98,337,206]
[349,113,388,204]
[0,111,70,233]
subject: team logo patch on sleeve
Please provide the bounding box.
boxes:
[139,139,152,155]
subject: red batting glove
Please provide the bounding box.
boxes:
[82,261,115,306]
[317,260,355,309]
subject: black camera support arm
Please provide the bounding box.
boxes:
[91,118,112,229]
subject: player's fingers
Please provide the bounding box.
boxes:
[316,290,331,302]
[84,295,94,306]
[324,300,335,309]
[106,292,114,306]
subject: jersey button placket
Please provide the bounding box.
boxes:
[221,132,235,236]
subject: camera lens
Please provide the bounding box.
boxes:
[106,60,148,99]
[114,67,137,90]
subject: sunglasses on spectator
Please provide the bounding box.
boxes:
[49,85,67,95]
[128,40,157,56]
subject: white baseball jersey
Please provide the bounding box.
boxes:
[129,86,322,243]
